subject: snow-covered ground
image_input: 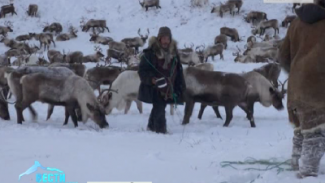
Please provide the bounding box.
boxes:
[0,0,324,183]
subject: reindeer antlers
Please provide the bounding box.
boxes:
[94,45,102,53]
[184,43,194,49]
[138,28,150,38]
[4,21,13,28]
[279,78,288,95]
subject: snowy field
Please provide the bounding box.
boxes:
[0,0,324,183]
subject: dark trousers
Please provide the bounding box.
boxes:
[148,90,167,134]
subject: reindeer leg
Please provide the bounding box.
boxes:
[135,99,143,114]
[46,104,54,121]
[212,106,223,119]
[220,53,224,60]
[28,105,37,121]
[124,100,132,114]
[63,107,70,125]
[146,6,148,11]
[182,98,195,125]
[223,105,234,127]
[65,104,78,127]
[198,104,207,120]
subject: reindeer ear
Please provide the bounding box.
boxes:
[87,103,95,112]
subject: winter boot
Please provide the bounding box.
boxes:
[291,128,303,170]
[297,129,325,178]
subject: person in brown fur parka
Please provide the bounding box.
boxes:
[278,0,325,179]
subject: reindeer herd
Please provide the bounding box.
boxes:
[0,0,305,130]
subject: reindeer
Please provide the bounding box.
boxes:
[139,0,161,11]
[227,0,243,14]
[7,67,108,128]
[233,45,275,63]
[292,3,301,12]
[211,3,235,18]
[198,71,286,127]
[121,28,150,54]
[43,22,63,35]
[64,51,84,64]
[15,34,33,42]
[252,19,279,37]
[220,27,240,42]
[178,43,202,65]
[84,66,123,92]
[106,41,133,63]
[182,66,251,126]
[47,50,64,63]
[198,44,224,62]
[247,35,257,45]
[89,32,113,45]
[30,33,56,51]
[0,36,18,48]
[82,19,109,33]
[282,15,297,27]
[0,21,13,37]
[56,26,78,41]
[83,46,105,63]
[0,4,17,18]
[27,4,38,17]
[253,63,281,88]
[214,34,228,49]
[244,11,268,25]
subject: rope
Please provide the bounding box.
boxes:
[220,157,293,175]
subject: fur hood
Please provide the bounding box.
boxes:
[147,36,178,59]
[295,4,325,24]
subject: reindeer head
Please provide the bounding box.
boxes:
[138,28,150,42]
[4,21,13,32]
[97,89,119,115]
[94,46,104,59]
[195,44,205,63]
[69,26,78,38]
[89,31,99,42]
[42,22,50,32]
[183,43,194,52]
[80,16,87,30]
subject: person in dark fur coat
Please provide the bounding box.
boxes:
[138,26,186,134]
[278,0,325,178]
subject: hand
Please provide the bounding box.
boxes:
[152,78,156,85]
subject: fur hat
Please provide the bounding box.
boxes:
[157,26,172,40]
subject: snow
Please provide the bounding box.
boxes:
[0,0,324,183]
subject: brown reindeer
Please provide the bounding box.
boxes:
[30,33,56,51]
[63,51,84,64]
[121,28,150,54]
[220,27,240,42]
[139,0,161,11]
[15,34,33,42]
[0,4,17,18]
[214,34,228,49]
[244,11,268,25]
[56,26,78,41]
[84,66,123,92]
[89,32,113,45]
[282,15,297,27]
[43,22,63,35]
[227,0,243,14]
[252,19,279,36]
[211,3,235,18]
[27,4,38,17]
[0,21,13,37]
[83,46,105,63]
[82,19,109,33]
